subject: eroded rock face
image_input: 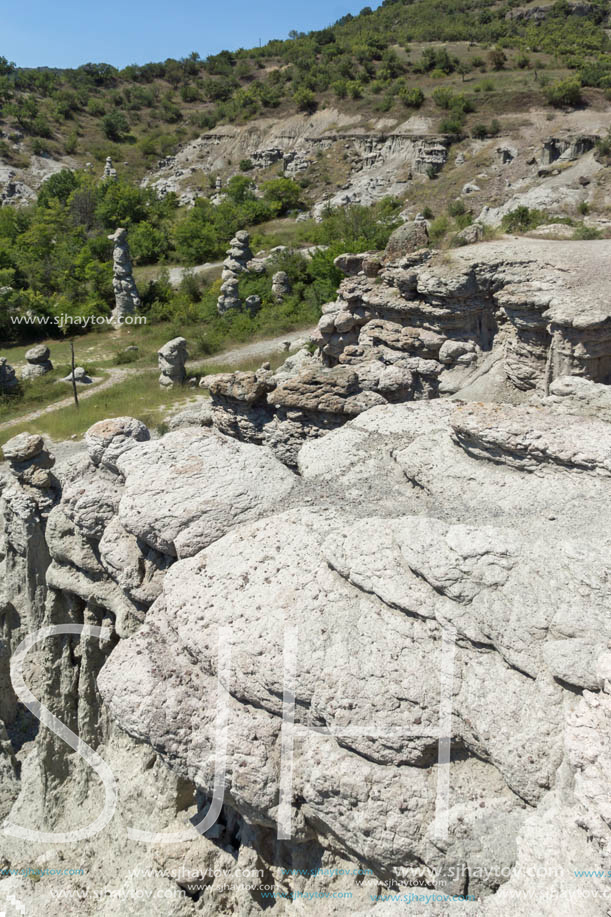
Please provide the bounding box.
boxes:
[89,397,611,913]
[204,240,611,467]
[2,390,611,913]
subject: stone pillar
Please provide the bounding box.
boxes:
[272,271,291,302]
[108,228,141,324]
[158,337,188,387]
[217,231,253,315]
[103,156,118,180]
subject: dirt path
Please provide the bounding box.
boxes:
[0,368,132,432]
[0,327,314,433]
[191,326,312,370]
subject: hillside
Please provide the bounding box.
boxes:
[0,0,610,364]
[1,0,610,185]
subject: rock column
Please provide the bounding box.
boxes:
[158,337,188,387]
[217,231,253,315]
[109,228,141,324]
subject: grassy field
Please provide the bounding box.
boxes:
[0,348,289,452]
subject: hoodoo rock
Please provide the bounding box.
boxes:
[271,270,291,301]
[21,343,53,380]
[217,230,253,314]
[108,227,141,323]
[158,336,188,387]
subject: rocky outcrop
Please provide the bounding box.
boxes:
[21,344,53,380]
[3,383,611,913]
[158,336,187,387]
[217,230,253,314]
[541,134,599,166]
[0,356,18,392]
[108,227,141,323]
[203,239,611,467]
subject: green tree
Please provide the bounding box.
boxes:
[102,110,129,141]
[261,178,302,213]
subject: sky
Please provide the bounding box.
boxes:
[3,0,382,70]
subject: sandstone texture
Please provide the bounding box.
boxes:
[2,238,611,917]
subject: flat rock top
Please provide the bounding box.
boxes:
[2,432,44,462]
[433,238,611,328]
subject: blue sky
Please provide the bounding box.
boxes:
[3,0,382,69]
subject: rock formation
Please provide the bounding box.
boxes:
[217,230,253,314]
[61,366,92,384]
[103,156,118,180]
[158,336,188,387]
[0,356,18,393]
[3,380,611,912]
[108,227,141,323]
[21,344,53,380]
[203,239,611,466]
[271,270,291,301]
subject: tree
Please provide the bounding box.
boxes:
[293,87,317,113]
[488,48,507,71]
[261,178,302,213]
[545,78,583,108]
[226,175,255,203]
[102,110,129,141]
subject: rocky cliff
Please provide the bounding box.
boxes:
[1,242,611,916]
[204,238,611,465]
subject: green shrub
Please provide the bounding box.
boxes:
[399,86,424,108]
[572,223,601,240]
[293,87,317,113]
[545,79,583,108]
[102,110,129,141]
[501,207,547,233]
[429,215,450,242]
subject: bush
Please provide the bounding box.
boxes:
[448,199,466,217]
[129,222,169,264]
[102,110,129,141]
[545,79,583,108]
[501,207,546,233]
[293,87,317,113]
[239,158,253,171]
[399,86,424,108]
[261,177,302,214]
[429,215,450,242]
[572,224,601,240]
